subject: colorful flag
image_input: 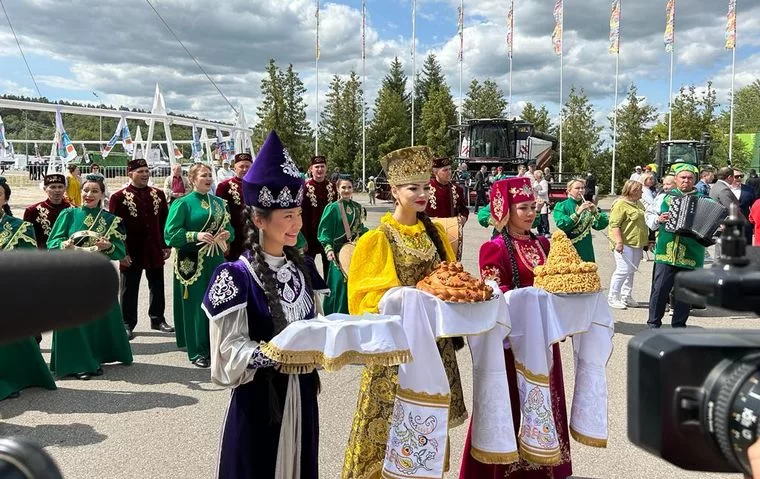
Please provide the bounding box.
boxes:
[0,115,7,149]
[664,0,675,53]
[55,110,77,162]
[609,0,621,54]
[121,119,134,155]
[457,5,464,62]
[315,1,320,60]
[507,1,514,59]
[102,117,124,158]
[191,125,202,160]
[215,128,228,162]
[81,143,91,163]
[552,0,563,56]
[725,0,736,50]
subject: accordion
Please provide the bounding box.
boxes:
[664,195,727,246]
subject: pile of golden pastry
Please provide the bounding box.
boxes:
[534,231,601,294]
[417,261,493,303]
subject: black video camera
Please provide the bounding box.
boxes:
[628,204,760,476]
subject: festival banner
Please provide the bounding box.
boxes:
[55,110,77,162]
[121,119,134,155]
[507,1,514,59]
[609,0,620,54]
[215,128,228,162]
[664,0,675,53]
[457,5,464,62]
[725,0,736,50]
[552,0,563,56]
[191,124,203,160]
[101,117,125,159]
[0,115,7,149]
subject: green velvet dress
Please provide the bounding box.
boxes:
[317,199,368,314]
[552,197,609,262]
[164,191,233,362]
[46,206,133,377]
[0,214,57,399]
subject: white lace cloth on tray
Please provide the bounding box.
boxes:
[378,285,518,478]
[503,287,614,465]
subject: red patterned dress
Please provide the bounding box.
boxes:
[460,231,573,479]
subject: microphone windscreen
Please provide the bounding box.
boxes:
[0,250,119,344]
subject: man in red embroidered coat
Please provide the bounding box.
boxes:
[215,152,252,261]
[426,157,470,260]
[23,173,71,249]
[109,158,173,339]
[302,155,336,274]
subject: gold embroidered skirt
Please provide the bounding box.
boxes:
[342,338,467,479]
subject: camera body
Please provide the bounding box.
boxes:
[628,205,760,476]
[628,330,760,474]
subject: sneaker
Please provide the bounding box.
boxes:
[621,296,638,308]
[607,298,627,310]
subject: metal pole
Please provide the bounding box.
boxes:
[315,0,320,156]
[458,0,463,152]
[728,43,736,163]
[612,52,619,195]
[508,0,513,117]
[411,0,416,146]
[667,47,674,141]
[558,10,564,174]
[361,0,366,188]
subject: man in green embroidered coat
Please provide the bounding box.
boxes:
[553,179,609,262]
[647,163,706,329]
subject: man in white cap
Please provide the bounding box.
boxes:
[367,175,376,205]
[630,165,644,184]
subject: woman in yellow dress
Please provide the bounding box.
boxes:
[342,146,467,479]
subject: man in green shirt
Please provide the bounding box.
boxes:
[647,162,705,329]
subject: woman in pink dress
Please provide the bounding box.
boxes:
[460,176,572,479]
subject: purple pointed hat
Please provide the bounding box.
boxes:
[243,130,305,209]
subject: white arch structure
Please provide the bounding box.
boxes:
[0,84,253,168]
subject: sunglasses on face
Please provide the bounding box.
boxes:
[736,174,744,178]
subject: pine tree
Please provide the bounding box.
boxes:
[384,57,411,106]
[609,84,658,191]
[414,53,447,140]
[255,59,285,147]
[420,85,457,157]
[281,64,314,166]
[520,102,552,133]
[462,79,508,120]
[368,74,411,176]
[319,75,345,167]
[341,72,365,177]
[558,86,603,174]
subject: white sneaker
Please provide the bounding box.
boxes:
[621,296,638,307]
[608,298,627,310]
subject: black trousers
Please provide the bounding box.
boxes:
[648,262,690,328]
[475,189,488,209]
[538,213,550,236]
[120,265,166,330]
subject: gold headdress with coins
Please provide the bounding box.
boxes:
[380,146,434,186]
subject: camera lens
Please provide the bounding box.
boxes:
[703,357,760,476]
[0,437,63,479]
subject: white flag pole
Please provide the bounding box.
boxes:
[612,52,620,195]
[315,0,320,156]
[411,0,416,146]
[458,0,463,151]
[361,0,367,188]
[508,0,514,117]
[728,36,736,163]
[667,47,674,141]
[558,2,564,174]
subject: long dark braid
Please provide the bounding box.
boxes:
[417,212,448,261]
[500,228,542,290]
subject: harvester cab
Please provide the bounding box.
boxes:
[654,132,713,175]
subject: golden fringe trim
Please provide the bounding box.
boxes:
[396,386,451,406]
[259,342,412,374]
[513,359,550,384]
[570,427,608,448]
[470,447,520,465]
[518,445,562,466]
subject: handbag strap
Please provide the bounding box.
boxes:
[337,200,353,243]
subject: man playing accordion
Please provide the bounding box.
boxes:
[647,163,708,329]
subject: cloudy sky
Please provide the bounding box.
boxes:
[1,0,758,137]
